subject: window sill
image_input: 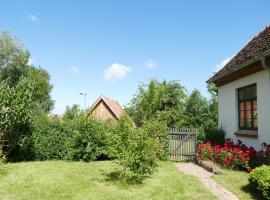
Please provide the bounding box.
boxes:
[234,130,258,138]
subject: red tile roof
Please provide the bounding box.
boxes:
[208,25,270,83]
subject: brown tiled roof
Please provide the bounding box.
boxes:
[208,25,270,83]
[88,95,124,119]
[102,96,124,119]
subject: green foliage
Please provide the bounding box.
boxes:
[63,104,82,121]
[249,165,270,199]
[0,77,34,157]
[205,127,225,145]
[183,89,209,128]
[29,116,71,160]
[0,31,54,112]
[142,120,169,160]
[112,114,163,182]
[66,117,112,161]
[125,79,186,127]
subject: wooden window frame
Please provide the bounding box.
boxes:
[238,84,258,131]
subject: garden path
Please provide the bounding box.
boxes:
[175,162,239,200]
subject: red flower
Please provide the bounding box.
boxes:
[247,167,252,173]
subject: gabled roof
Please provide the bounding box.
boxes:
[88,95,124,119]
[208,25,270,84]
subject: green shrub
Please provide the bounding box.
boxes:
[66,117,112,161]
[249,165,270,199]
[142,120,169,160]
[0,77,34,158]
[113,114,161,182]
[29,116,71,160]
[205,127,225,145]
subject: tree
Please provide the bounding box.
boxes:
[125,79,186,127]
[183,89,209,128]
[0,31,54,112]
[63,104,82,120]
[0,77,34,158]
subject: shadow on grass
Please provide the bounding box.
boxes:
[103,170,149,185]
[241,183,262,200]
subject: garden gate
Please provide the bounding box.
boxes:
[169,128,198,161]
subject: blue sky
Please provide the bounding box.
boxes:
[1,0,270,114]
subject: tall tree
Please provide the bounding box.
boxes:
[125,79,186,127]
[183,89,209,128]
[0,31,54,112]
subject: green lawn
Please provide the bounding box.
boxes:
[0,161,217,200]
[212,170,261,200]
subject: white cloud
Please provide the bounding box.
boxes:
[215,57,232,72]
[104,63,131,81]
[70,67,80,75]
[27,14,40,22]
[144,59,158,69]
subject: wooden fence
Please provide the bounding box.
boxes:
[169,128,198,161]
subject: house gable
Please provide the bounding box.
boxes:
[87,95,124,122]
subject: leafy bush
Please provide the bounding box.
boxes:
[0,77,34,158]
[66,117,112,161]
[142,120,169,160]
[29,116,71,160]
[249,165,270,199]
[113,114,161,182]
[205,127,225,145]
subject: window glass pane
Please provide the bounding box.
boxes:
[240,111,245,118]
[251,86,257,98]
[240,118,245,127]
[246,119,252,128]
[254,119,258,128]
[246,102,251,110]
[239,90,245,101]
[240,102,245,110]
[246,110,251,118]
[253,110,258,118]
[253,100,257,109]
[244,87,252,99]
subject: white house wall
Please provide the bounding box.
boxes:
[218,69,270,149]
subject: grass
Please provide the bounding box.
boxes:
[0,160,217,200]
[212,170,261,200]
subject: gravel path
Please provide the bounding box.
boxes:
[175,162,239,200]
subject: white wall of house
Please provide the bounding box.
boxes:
[218,69,270,149]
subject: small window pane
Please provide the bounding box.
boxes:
[239,90,245,101]
[254,119,258,128]
[240,118,245,127]
[253,100,257,109]
[246,119,252,128]
[240,111,245,118]
[246,102,251,110]
[240,102,245,110]
[251,86,257,98]
[246,110,251,118]
[253,110,258,118]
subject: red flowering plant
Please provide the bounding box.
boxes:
[196,139,270,172]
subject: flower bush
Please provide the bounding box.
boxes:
[197,139,270,172]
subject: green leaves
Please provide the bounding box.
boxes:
[0,77,34,156]
[125,79,186,127]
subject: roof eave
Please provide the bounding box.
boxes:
[207,49,270,85]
